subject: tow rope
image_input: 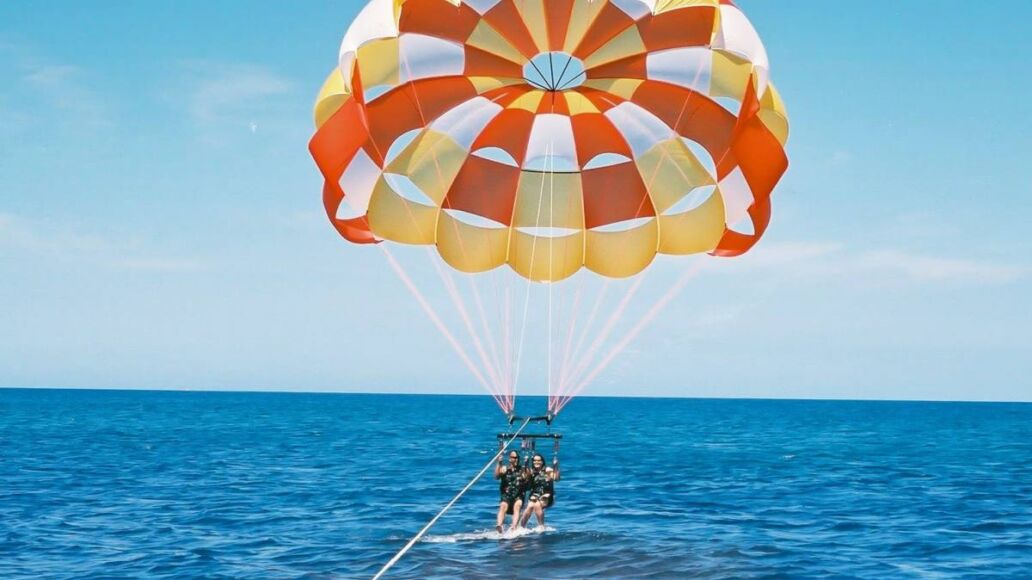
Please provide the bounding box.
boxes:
[372,417,533,579]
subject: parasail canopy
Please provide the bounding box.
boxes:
[311,0,789,283]
[310,0,790,415]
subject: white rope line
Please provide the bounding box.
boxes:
[562,259,706,409]
[395,48,514,410]
[371,418,533,580]
[430,254,505,391]
[547,143,556,402]
[510,140,553,399]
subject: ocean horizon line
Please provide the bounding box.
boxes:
[2,385,1029,405]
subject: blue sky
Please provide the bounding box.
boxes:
[2,1,1030,403]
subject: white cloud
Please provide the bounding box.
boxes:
[24,63,80,86]
[729,240,1026,285]
[115,258,206,272]
[740,241,843,267]
[0,212,205,273]
[0,212,112,255]
[279,210,326,230]
[178,61,293,132]
[0,43,110,129]
[0,95,33,132]
[831,150,853,165]
[858,250,1026,284]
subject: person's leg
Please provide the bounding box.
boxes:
[508,499,523,531]
[519,500,536,527]
[532,503,549,526]
[496,501,508,532]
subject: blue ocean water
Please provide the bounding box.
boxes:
[1,389,1030,578]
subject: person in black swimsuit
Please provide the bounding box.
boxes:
[494,449,526,533]
[519,453,559,529]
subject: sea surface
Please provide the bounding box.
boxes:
[1,389,1031,579]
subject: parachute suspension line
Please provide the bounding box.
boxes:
[371,417,533,580]
[394,33,714,417]
[428,254,506,398]
[379,185,508,409]
[500,263,512,411]
[552,284,582,413]
[556,255,582,412]
[425,180,507,400]
[556,274,646,407]
[551,279,607,413]
[510,137,553,405]
[554,259,706,414]
[552,61,711,414]
[551,273,573,410]
[470,274,504,398]
[547,96,565,406]
[398,49,513,411]
[374,172,507,410]
[557,279,608,392]
[385,205,507,409]
[503,288,514,411]
[380,245,507,410]
[547,141,556,404]
[549,91,680,410]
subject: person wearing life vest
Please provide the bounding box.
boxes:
[493,449,526,533]
[519,453,559,529]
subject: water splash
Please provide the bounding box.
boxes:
[423,526,556,544]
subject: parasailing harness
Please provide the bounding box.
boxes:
[498,412,561,472]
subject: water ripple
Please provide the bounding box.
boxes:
[1,390,1030,578]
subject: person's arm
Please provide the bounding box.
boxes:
[494,462,504,479]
